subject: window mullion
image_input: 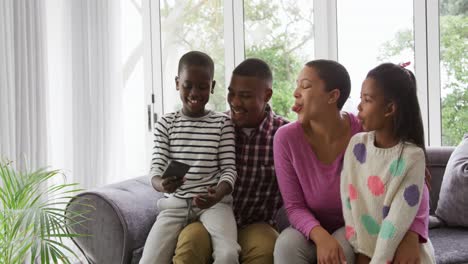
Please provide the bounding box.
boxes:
[427,0,441,146]
[414,0,430,145]
[233,1,245,65]
[314,0,337,60]
[224,0,244,110]
[149,0,163,116]
[224,1,245,87]
[224,0,235,89]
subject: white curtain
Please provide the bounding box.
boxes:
[1,0,150,190]
[0,0,48,171]
[47,0,126,189]
[1,1,148,261]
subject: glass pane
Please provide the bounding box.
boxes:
[337,0,414,114]
[244,0,314,121]
[121,0,152,177]
[439,0,467,146]
[160,0,225,113]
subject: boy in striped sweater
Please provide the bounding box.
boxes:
[139,51,240,264]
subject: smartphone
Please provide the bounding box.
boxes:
[161,160,190,179]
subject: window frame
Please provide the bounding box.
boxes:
[149,0,445,146]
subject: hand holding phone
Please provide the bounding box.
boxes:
[157,160,190,193]
[162,160,190,179]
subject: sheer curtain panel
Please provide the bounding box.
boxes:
[47,0,125,188]
[0,0,48,170]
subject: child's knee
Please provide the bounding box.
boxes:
[239,223,277,262]
[177,221,211,249]
[214,247,239,263]
[174,222,212,264]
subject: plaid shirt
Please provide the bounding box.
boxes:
[229,105,289,227]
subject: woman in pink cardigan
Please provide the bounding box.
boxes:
[273,60,429,264]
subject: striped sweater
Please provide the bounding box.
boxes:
[150,110,237,199]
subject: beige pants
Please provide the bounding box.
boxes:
[174,222,279,264]
[139,195,240,264]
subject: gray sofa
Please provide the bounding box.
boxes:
[66,147,468,264]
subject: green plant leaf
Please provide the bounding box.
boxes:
[1,160,90,263]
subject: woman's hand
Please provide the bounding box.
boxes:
[356,253,370,264]
[393,231,421,264]
[310,226,347,264]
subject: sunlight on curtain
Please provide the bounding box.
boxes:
[46,0,151,190]
[45,0,152,262]
[0,0,48,171]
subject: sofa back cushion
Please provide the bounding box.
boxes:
[426,147,456,214]
[435,134,468,227]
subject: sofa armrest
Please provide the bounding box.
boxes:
[66,176,164,264]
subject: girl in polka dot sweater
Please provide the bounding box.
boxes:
[340,63,436,263]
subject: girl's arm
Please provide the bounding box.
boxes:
[371,150,426,264]
[273,128,321,238]
[407,176,430,241]
[392,183,429,261]
[340,137,358,248]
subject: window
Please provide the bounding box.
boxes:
[150,0,460,146]
[160,0,226,113]
[337,0,414,114]
[439,0,467,146]
[244,0,314,120]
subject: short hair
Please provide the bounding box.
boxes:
[232,58,273,86]
[305,60,351,109]
[178,51,215,78]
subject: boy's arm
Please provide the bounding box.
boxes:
[193,117,235,208]
[371,152,426,264]
[216,117,237,192]
[150,116,171,190]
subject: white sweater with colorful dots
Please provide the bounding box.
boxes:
[341,132,435,263]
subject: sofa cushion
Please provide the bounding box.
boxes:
[430,227,468,264]
[436,134,468,227]
[427,147,456,214]
[429,215,444,229]
[132,247,144,264]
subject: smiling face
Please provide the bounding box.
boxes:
[176,65,215,117]
[357,77,391,132]
[292,66,335,123]
[227,74,272,128]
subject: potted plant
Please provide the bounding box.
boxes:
[0,160,91,264]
